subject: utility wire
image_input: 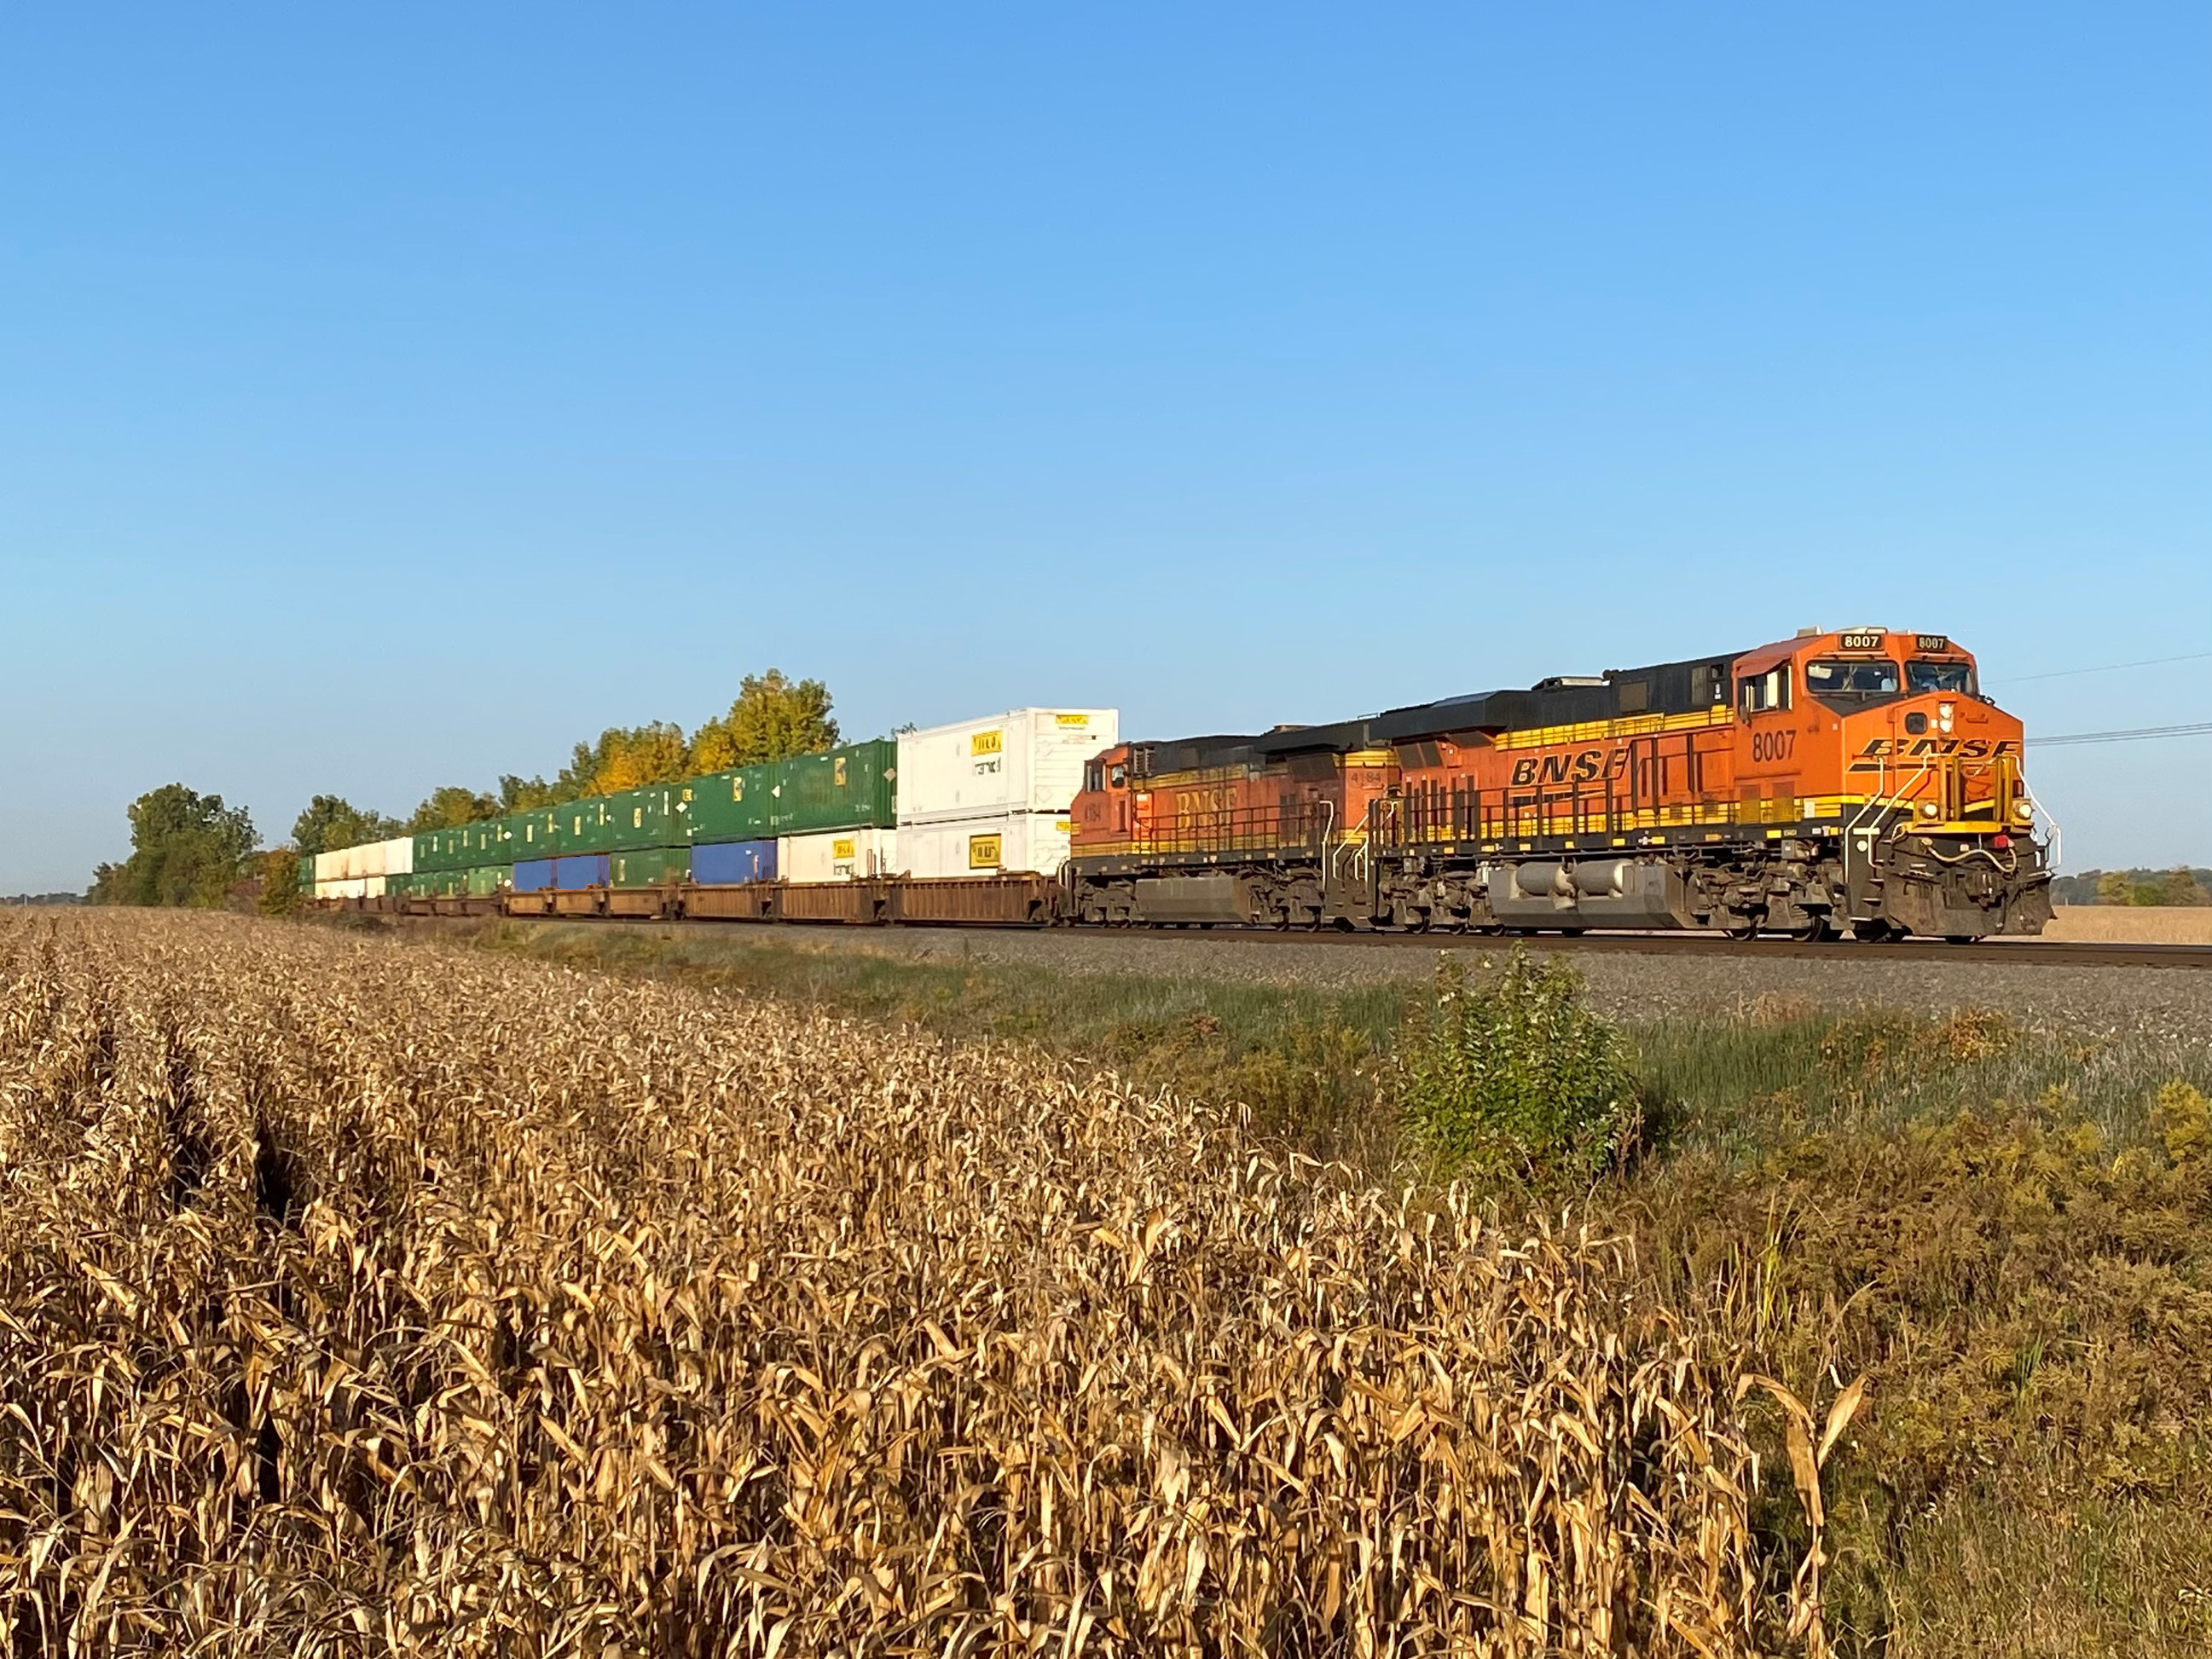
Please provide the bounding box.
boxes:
[2009,650,2212,682]
[2027,720,2212,748]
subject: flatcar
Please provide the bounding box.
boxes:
[1066,627,2052,940]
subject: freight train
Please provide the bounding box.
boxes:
[311,627,2055,941]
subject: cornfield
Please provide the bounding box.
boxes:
[0,911,1842,1655]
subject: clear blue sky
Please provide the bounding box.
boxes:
[4,3,2207,891]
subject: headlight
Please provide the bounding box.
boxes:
[2012,801,2035,823]
[1920,802,1940,818]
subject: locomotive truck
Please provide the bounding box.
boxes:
[1066,627,2053,941]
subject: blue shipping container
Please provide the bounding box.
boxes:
[692,839,778,885]
[553,853,611,890]
[513,858,556,893]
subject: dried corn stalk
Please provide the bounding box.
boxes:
[0,911,1827,1655]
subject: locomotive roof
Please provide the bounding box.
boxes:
[1126,645,1757,765]
[1125,734,1268,775]
[1370,647,1746,742]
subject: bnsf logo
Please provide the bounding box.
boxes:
[1856,737,2018,760]
[1173,784,1240,830]
[1508,747,1633,789]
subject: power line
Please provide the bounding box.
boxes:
[2028,720,2212,748]
[2009,650,2212,683]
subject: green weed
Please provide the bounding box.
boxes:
[1396,950,1640,1188]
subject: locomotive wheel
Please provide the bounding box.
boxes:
[1792,917,1835,943]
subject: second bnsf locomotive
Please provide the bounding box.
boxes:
[1068,627,2053,940]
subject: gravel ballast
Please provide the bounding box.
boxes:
[707,925,2212,1049]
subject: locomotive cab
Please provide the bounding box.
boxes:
[1733,628,2032,838]
[1074,747,1138,847]
[1729,627,2048,939]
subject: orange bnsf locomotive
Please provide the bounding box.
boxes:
[1067,627,2053,941]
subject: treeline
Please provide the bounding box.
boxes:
[2051,867,2212,907]
[291,670,838,853]
[88,670,838,909]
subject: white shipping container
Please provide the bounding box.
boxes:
[779,828,899,883]
[322,836,411,880]
[896,812,1074,881]
[896,708,1119,825]
[320,877,368,899]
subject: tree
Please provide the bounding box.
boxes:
[292,795,402,857]
[499,773,556,812]
[405,785,500,834]
[688,671,840,772]
[2096,871,2131,906]
[554,723,691,800]
[257,849,304,916]
[90,784,259,908]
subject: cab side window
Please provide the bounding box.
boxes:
[1738,667,1791,714]
[1109,764,1128,788]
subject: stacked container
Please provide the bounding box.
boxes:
[553,853,610,891]
[611,847,690,887]
[692,740,898,886]
[770,740,897,835]
[693,839,778,885]
[895,709,1116,878]
[509,806,562,858]
[779,827,898,882]
[313,835,413,900]
[605,784,690,850]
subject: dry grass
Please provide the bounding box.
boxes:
[0,910,1852,1656]
[2034,905,2212,945]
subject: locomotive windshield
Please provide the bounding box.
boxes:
[1907,660,1976,694]
[1804,658,1901,702]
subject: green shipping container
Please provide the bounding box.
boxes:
[510,807,561,858]
[466,864,509,897]
[605,784,690,850]
[459,818,510,864]
[558,796,617,853]
[688,767,775,844]
[415,825,476,873]
[610,847,690,887]
[768,739,898,835]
